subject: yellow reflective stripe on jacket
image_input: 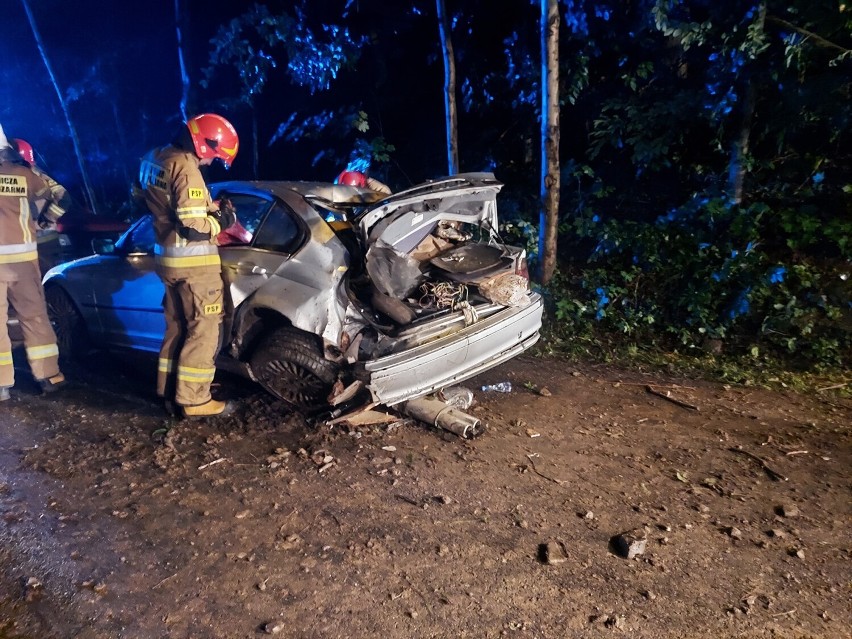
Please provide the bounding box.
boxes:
[177,366,216,383]
[0,251,38,264]
[176,207,208,220]
[26,344,59,360]
[155,254,221,268]
[154,242,219,268]
[46,201,65,219]
[208,216,221,237]
[0,351,12,366]
[19,198,33,244]
[158,358,175,374]
[0,241,38,263]
[155,243,218,257]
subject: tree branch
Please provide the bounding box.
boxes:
[766,15,852,55]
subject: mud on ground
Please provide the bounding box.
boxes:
[0,353,849,638]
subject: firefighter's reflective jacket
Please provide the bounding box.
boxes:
[139,146,222,272]
[0,150,70,264]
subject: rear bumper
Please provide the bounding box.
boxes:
[363,293,543,406]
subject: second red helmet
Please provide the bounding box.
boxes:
[335,170,369,188]
[186,113,239,168]
[13,138,34,165]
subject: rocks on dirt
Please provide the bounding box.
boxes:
[725,526,743,540]
[262,621,285,634]
[775,502,800,518]
[22,577,43,602]
[541,541,568,565]
[788,547,806,559]
[612,529,647,559]
[590,613,626,630]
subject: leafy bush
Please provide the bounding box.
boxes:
[544,195,850,370]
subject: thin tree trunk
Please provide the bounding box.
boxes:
[728,82,755,205]
[175,0,192,120]
[436,0,459,175]
[538,0,560,284]
[21,0,98,214]
[728,3,765,205]
[252,109,259,178]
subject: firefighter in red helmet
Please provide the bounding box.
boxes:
[335,170,391,195]
[12,138,35,165]
[138,113,239,418]
[10,137,68,271]
[0,123,71,401]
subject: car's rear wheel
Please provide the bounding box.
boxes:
[249,326,339,411]
[45,286,88,360]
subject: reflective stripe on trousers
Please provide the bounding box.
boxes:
[156,266,224,406]
[0,260,61,387]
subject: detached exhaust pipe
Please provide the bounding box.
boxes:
[400,396,483,439]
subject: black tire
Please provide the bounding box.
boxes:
[249,326,339,410]
[45,286,88,361]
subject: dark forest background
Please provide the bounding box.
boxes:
[1,0,849,374]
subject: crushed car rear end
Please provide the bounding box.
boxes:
[344,172,543,406]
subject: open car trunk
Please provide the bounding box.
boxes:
[348,173,532,331]
[342,173,543,406]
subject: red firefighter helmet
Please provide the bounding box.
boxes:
[13,138,34,164]
[186,113,239,168]
[335,170,369,188]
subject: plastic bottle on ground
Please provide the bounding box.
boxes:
[481,382,512,393]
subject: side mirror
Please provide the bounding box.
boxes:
[92,238,115,255]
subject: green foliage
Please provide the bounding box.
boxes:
[532,0,852,376]
[201,3,365,102]
[543,191,850,370]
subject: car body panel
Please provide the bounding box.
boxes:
[218,185,351,345]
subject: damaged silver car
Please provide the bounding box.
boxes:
[43,173,543,417]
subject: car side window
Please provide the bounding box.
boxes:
[120,215,156,253]
[219,194,272,238]
[252,202,304,254]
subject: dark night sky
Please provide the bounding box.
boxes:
[1,1,458,209]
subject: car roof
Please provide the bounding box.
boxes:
[210,172,502,211]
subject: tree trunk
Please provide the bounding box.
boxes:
[252,109,259,179]
[537,0,560,284]
[21,0,98,214]
[436,0,459,175]
[727,3,766,205]
[174,0,193,120]
[727,82,755,205]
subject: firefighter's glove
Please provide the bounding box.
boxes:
[36,213,53,230]
[177,224,211,242]
[210,198,237,231]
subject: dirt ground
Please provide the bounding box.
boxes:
[0,349,849,639]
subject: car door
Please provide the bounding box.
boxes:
[93,216,166,352]
[211,190,298,309]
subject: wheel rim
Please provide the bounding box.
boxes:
[261,359,328,407]
[47,293,77,355]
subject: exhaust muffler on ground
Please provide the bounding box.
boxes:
[399,395,482,439]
